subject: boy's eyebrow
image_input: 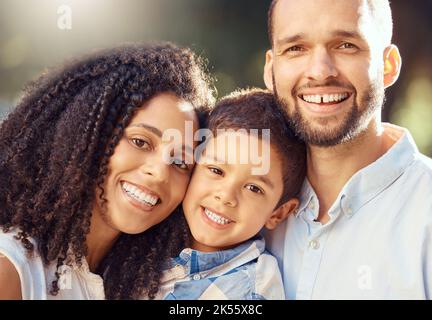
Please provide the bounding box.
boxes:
[200,153,226,164]
[256,175,275,189]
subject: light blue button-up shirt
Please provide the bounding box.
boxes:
[264,124,432,299]
[153,236,285,300]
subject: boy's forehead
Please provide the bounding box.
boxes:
[200,131,282,179]
[203,131,268,160]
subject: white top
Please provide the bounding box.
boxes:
[264,124,432,299]
[0,229,105,300]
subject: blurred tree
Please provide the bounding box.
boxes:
[0,0,431,154]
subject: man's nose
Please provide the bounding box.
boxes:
[304,47,338,81]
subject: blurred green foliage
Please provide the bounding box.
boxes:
[0,0,431,155]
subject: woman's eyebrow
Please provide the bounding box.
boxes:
[129,123,163,138]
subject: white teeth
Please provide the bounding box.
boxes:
[204,208,231,225]
[121,182,159,206]
[302,93,349,104]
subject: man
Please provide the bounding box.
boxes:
[263,0,432,299]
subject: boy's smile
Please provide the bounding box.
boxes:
[182,132,286,252]
[201,206,234,229]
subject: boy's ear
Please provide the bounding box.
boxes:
[265,198,299,230]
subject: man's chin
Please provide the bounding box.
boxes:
[291,116,355,147]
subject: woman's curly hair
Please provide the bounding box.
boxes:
[0,42,215,299]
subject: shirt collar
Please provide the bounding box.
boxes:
[166,236,265,275]
[296,124,418,219]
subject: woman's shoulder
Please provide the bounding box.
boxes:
[0,253,22,299]
[0,228,47,299]
[0,228,37,260]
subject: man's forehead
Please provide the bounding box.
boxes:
[273,0,374,42]
[273,0,366,29]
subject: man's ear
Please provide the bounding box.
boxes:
[264,49,274,92]
[383,44,402,88]
[265,198,299,230]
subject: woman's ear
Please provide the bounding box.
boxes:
[383,44,402,88]
[265,198,299,230]
[264,50,274,92]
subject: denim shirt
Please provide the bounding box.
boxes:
[154,236,284,300]
[265,124,432,299]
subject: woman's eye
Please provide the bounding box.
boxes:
[131,138,151,150]
[208,166,223,176]
[245,184,264,194]
[172,159,189,170]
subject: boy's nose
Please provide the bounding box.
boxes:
[214,192,237,208]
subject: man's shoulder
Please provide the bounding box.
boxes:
[405,152,432,185]
[413,152,432,173]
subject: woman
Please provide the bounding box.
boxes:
[0,42,214,299]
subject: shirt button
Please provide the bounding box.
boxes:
[193,274,201,281]
[308,202,315,210]
[309,240,320,250]
[346,207,353,216]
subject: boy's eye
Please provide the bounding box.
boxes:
[131,138,151,150]
[245,184,264,194]
[208,166,224,176]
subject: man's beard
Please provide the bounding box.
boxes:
[273,75,385,147]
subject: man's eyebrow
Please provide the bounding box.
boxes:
[275,30,364,47]
[275,33,306,47]
[129,123,163,138]
[331,30,363,40]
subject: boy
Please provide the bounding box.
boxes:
[157,88,306,299]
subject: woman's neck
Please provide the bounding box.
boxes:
[85,210,121,273]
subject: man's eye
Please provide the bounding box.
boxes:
[245,184,264,194]
[131,138,151,149]
[208,166,223,176]
[338,42,357,50]
[287,45,304,51]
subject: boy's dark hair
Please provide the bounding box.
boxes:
[208,88,306,209]
[0,42,214,299]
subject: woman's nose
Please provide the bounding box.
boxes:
[138,153,170,183]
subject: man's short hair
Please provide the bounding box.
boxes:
[268,0,393,47]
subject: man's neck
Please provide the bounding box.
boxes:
[307,119,388,224]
